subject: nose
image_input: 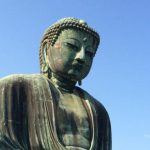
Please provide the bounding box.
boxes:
[75,47,85,64]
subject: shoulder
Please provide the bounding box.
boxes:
[0,74,50,94]
[0,74,47,85]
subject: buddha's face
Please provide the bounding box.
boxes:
[47,28,97,82]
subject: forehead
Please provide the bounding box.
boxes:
[57,28,95,44]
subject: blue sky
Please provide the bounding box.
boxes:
[0,0,150,149]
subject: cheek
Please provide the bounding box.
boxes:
[53,59,64,70]
[47,44,77,74]
[84,62,92,72]
[81,61,93,76]
[85,58,93,69]
[47,46,64,72]
[60,49,75,64]
[53,44,71,64]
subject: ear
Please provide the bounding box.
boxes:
[43,42,52,65]
[41,42,50,74]
[43,43,48,64]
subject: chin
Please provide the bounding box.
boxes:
[68,73,87,82]
[60,69,88,82]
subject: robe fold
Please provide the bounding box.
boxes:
[0,74,111,150]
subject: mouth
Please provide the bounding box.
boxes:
[72,60,84,66]
[72,62,83,70]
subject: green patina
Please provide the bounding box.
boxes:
[0,17,111,150]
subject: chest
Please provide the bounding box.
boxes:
[55,91,92,149]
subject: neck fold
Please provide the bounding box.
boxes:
[50,73,76,92]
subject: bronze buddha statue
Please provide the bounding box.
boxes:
[0,18,111,150]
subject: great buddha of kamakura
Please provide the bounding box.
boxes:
[0,18,111,150]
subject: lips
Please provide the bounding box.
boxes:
[72,61,83,70]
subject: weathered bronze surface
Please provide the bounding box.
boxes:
[0,18,111,150]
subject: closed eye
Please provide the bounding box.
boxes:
[85,51,95,58]
[64,42,79,51]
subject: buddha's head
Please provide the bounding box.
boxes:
[39,17,100,83]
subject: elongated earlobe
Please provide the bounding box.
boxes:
[41,44,50,77]
[78,80,82,86]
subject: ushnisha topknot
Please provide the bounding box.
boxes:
[39,17,100,73]
[42,17,100,46]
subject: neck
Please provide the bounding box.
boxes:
[50,72,77,92]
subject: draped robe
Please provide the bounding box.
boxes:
[0,74,111,150]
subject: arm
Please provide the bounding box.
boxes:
[94,99,112,150]
[0,75,29,149]
[77,87,112,150]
